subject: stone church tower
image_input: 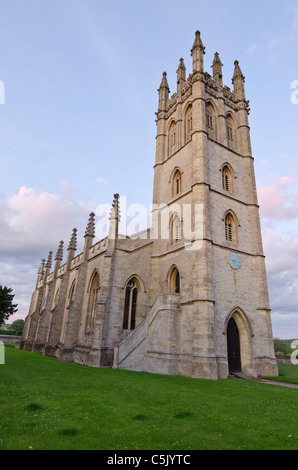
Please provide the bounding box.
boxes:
[17,31,278,380]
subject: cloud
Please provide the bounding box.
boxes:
[96,177,109,186]
[0,181,94,321]
[257,176,298,338]
[258,176,298,220]
[247,7,298,56]
[0,179,89,258]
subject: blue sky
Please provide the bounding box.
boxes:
[0,0,297,339]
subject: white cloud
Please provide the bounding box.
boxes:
[0,181,94,322]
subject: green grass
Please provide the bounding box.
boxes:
[267,364,298,384]
[0,344,297,450]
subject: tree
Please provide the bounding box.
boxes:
[0,286,18,324]
[10,319,25,336]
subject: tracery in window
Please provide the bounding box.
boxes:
[206,102,217,140]
[169,121,177,156]
[226,114,237,151]
[123,278,140,330]
[185,105,192,143]
[170,214,181,244]
[172,169,182,196]
[86,272,99,330]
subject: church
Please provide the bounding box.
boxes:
[17,31,278,380]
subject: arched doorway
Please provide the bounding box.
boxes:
[227,317,241,373]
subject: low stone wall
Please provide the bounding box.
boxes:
[276,355,293,365]
[0,335,21,344]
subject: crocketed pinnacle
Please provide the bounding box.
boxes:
[191,30,205,54]
[109,193,120,220]
[159,71,169,90]
[176,58,186,81]
[84,213,95,238]
[55,241,64,261]
[37,259,45,276]
[45,251,53,269]
[68,228,78,251]
[232,60,245,82]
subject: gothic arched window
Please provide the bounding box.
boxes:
[222,164,234,193]
[123,278,140,330]
[68,280,76,305]
[86,272,99,330]
[225,212,238,243]
[170,267,180,294]
[171,214,181,244]
[172,169,182,196]
[185,105,192,143]
[226,113,237,151]
[168,121,177,156]
[206,102,217,140]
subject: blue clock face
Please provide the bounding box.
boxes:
[228,252,241,270]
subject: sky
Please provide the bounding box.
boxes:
[0,0,297,339]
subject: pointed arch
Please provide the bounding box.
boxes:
[184,103,193,144]
[170,213,181,244]
[226,112,237,151]
[171,167,182,196]
[168,119,177,157]
[206,100,217,141]
[221,163,235,193]
[85,270,100,330]
[224,210,239,243]
[123,276,141,331]
[53,288,60,308]
[68,279,76,305]
[168,265,181,294]
[225,308,253,374]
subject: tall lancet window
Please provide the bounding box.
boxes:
[172,169,182,196]
[169,121,177,157]
[206,102,217,140]
[225,212,238,243]
[222,164,234,193]
[171,214,181,244]
[86,272,99,330]
[185,105,192,143]
[123,278,140,331]
[170,267,180,294]
[226,113,237,151]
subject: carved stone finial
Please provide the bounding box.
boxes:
[38,259,45,276]
[45,251,53,269]
[232,60,245,82]
[84,213,95,238]
[191,30,205,54]
[109,193,120,221]
[55,241,64,261]
[68,228,78,251]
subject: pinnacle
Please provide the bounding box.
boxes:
[191,30,205,54]
[68,228,78,251]
[55,240,64,261]
[232,60,245,81]
[45,251,53,269]
[212,52,223,66]
[84,213,96,238]
[110,193,121,220]
[159,71,169,89]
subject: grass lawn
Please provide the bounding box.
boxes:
[0,344,297,450]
